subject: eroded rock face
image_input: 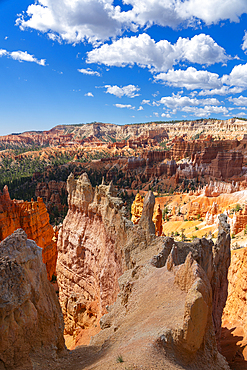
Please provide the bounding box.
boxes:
[0,229,65,370]
[57,173,231,368]
[152,203,163,236]
[91,216,231,369]
[57,175,164,344]
[138,190,155,235]
[212,214,231,346]
[35,180,67,213]
[131,193,143,224]
[57,174,127,338]
[222,247,247,363]
[0,186,57,280]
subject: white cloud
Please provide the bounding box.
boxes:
[242,31,247,53]
[228,95,247,105]
[224,63,247,88]
[87,33,228,72]
[105,84,140,98]
[0,49,46,65]
[16,0,247,44]
[161,113,171,118]
[85,92,94,97]
[155,67,222,90]
[159,93,220,109]
[138,106,144,110]
[236,111,246,116]
[0,49,7,56]
[16,0,124,45]
[153,112,159,117]
[182,105,228,117]
[78,68,100,76]
[155,63,247,95]
[114,103,134,109]
[141,99,150,105]
[121,0,247,28]
[199,86,244,96]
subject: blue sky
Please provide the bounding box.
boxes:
[1,0,247,136]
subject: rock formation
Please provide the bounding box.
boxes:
[221,247,247,365]
[206,151,243,180]
[205,202,219,225]
[87,214,231,369]
[57,173,231,368]
[35,180,67,213]
[57,174,128,340]
[0,185,57,280]
[131,193,144,224]
[153,203,163,236]
[230,203,247,234]
[0,229,65,370]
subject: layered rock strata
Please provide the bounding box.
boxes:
[0,229,65,370]
[0,186,56,280]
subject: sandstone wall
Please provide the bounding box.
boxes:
[0,185,56,280]
[0,229,65,370]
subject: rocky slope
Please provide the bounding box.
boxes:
[56,174,231,369]
[0,185,57,280]
[0,229,65,370]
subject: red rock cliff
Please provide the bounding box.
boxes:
[0,185,57,280]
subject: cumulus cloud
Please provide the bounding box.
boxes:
[141,99,150,105]
[16,0,247,44]
[0,49,7,57]
[161,113,171,118]
[138,106,144,110]
[223,63,247,88]
[159,93,220,109]
[155,67,222,90]
[87,33,228,72]
[0,48,46,65]
[105,84,140,98]
[156,63,247,95]
[181,105,228,117]
[228,95,247,105]
[199,86,244,96]
[78,68,100,76]
[242,31,247,53]
[114,103,134,109]
[84,92,94,97]
[16,0,124,45]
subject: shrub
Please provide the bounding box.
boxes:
[116,355,124,363]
